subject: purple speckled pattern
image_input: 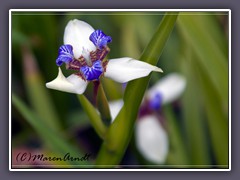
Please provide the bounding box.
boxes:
[56,44,74,66]
[80,60,104,81]
[89,30,112,49]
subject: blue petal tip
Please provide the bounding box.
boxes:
[89,30,112,49]
[80,60,104,81]
[149,92,163,110]
[55,44,74,66]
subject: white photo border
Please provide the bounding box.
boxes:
[9,9,231,171]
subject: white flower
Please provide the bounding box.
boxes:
[46,19,163,94]
[109,73,187,164]
[136,115,169,164]
[147,73,187,105]
[109,73,187,119]
[136,73,186,164]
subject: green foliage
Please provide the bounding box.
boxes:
[12,94,91,167]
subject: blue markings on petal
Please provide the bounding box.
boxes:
[80,60,104,81]
[89,30,112,49]
[56,44,74,66]
[149,92,163,110]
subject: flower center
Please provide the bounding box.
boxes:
[80,60,104,81]
[149,92,163,110]
[82,47,92,66]
[55,29,112,81]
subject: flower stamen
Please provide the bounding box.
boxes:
[66,59,81,71]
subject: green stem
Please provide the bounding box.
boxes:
[96,82,112,126]
[95,13,179,166]
[78,95,107,140]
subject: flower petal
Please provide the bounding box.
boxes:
[149,92,163,110]
[66,74,89,94]
[104,57,163,83]
[89,30,112,49]
[135,115,169,164]
[56,44,74,66]
[108,99,124,121]
[147,73,187,105]
[63,19,96,59]
[46,67,88,94]
[80,60,104,81]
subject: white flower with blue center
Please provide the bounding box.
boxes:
[46,19,163,94]
[108,73,186,164]
[136,73,186,164]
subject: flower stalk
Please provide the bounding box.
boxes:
[77,95,107,140]
[95,82,112,126]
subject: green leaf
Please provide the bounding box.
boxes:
[12,93,91,167]
[95,13,179,166]
[177,13,228,167]
[96,83,112,126]
[180,56,211,167]
[164,105,189,167]
[177,13,228,107]
[78,95,107,140]
[193,58,228,167]
[120,20,141,58]
[22,46,61,131]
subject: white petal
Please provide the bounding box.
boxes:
[63,19,96,60]
[108,99,124,121]
[104,57,163,83]
[46,67,88,94]
[66,74,88,94]
[147,73,187,104]
[135,115,169,164]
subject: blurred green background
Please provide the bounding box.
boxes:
[11,11,229,168]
